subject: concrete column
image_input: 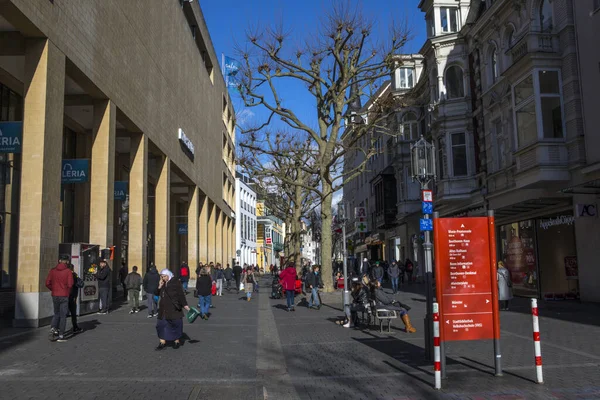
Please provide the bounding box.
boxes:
[154,156,170,270]
[187,186,199,269]
[128,133,147,272]
[15,39,65,327]
[216,208,223,265]
[198,194,208,264]
[230,217,236,265]
[89,99,116,248]
[225,217,231,265]
[207,200,216,264]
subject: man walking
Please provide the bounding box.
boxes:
[233,262,243,294]
[68,263,84,334]
[224,263,233,291]
[143,263,160,318]
[215,263,224,296]
[361,258,371,277]
[125,266,143,314]
[372,261,384,284]
[179,261,190,294]
[118,261,128,299]
[46,256,74,342]
[388,261,400,294]
[306,265,323,310]
[96,260,111,314]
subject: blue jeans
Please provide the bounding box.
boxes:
[181,279,189,291]
[247,290,252,299]
[391,277,399,292]
[309,288,320,307]
[286,290,295,309]
[198,295,211,316]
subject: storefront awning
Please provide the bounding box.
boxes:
[494,198,571,222]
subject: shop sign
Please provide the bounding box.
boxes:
[114,181,128,200]
[0,121,22,153]
[178,128,195,158]
[434,217,498,342]
[576,204,597,218]
[539,215,574,230]
[62,159,89,184]
[177,223,188,235]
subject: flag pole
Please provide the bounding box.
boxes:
[222,53,227,87]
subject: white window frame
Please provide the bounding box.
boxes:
[402,112,419,141]
[395,67,415,89]
[511,68,566,149]
[440,7,459,33]
[448,132,469,177]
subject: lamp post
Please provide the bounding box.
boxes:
[410,135,436,361]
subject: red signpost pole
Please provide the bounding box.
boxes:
[487,210,502,376]
[432,212,446,378]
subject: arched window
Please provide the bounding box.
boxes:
[540,0,553,31]
[402,112,418,140]
[490,48,498,84]
[445,66,464,99]
[506,27,514,48]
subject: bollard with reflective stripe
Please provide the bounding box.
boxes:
[531,298,544,384]
[433,302,441,389]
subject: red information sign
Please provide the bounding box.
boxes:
[434,217,496,342]
[266,238,272,245]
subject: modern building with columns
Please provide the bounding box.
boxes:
[0,0,236,326]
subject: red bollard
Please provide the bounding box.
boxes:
[531,298,544,384]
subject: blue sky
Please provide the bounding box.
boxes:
[200,0,427,126]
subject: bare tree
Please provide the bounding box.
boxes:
[237,3,410,290]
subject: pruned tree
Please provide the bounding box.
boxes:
[237,3,410,290]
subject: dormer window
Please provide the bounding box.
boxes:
[440,7,458,33]
[395,67,414,89]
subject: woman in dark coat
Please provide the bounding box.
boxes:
[155,269,190,350]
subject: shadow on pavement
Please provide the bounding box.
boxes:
[502,296,600,327]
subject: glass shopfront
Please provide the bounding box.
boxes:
[498,212,578,299]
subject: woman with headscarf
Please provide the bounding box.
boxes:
[155,269,190,350]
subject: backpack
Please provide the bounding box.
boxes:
[181,266,189,277]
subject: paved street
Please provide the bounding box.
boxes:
[1,276,600,400]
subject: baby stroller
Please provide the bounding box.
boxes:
[271,276,283,299]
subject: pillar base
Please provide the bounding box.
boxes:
[13,291,53,327]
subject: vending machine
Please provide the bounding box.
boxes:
[59,243,101,315]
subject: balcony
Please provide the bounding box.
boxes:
[509,31,559,63]
[273,241,284,252]
[435,177,479,201]
[514,141,570,188]
[375,208,398,229]
[397,199,421,217]
[430,99,470,126]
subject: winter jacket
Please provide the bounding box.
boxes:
[196,275,213,297]
[155,278,188,320]
[233,265,243,278]
[143,267,160,293]
[373,287,394,306]
[179,265,190,281]
[216,269,225,280]
[279,266,297,291]
[351,286,369,305]
[224,267,233,280]
[361,261,371,276]
[125,272,142,291]
[388,264,400,278]
[306,272,323,289]
[45,263,74,297]
[70,272,83,299]
[497,267,513,301]
[96,266,111,288]
[118,266,128,283]
[372,265,384,280]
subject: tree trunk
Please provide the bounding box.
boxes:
[320,181,334,292]
[293,183,302,270]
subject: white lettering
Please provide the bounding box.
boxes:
[539,215,574,230]
[178,128,195,156]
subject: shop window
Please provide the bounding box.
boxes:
[498,220,538,297]
[445,66,464,99]
[440,7,459,33]
[451,133,468,177]
[395,67,414,89]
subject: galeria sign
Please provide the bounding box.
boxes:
[178,128,195,156]
[0,121,22,153]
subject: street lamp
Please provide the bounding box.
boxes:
[410,135,436,361]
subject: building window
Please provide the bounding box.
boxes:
[402,112,418,140]
[540,0,553,31]
[451,133,468,177]
[491,119,502,172]
[490,48,499,84]
[395,67,414,89]
[538,70,563,139]
[426,15,435,37]
[445,66,465,99]
[438,138,446,179]
[440,7,459,33]
[595,0,600,11]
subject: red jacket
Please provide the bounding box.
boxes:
[45,263,74,297]
[279,266,297,291]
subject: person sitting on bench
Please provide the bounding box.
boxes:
[337,278,369,328]
[369,281,416,333]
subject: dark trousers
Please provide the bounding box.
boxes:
[99,287,110,312]
[51,296,69,334]
[68,296,79,330]
[121,282,127,298]
[235,276,241,292]
[285,289,295,309]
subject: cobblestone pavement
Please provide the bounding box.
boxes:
[1,276,599,400]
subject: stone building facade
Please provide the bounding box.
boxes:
[0,0,236,325]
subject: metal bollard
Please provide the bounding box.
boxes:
[531,298,544,384]
[433,302,441,389]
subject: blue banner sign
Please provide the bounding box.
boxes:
[114,181,128,200]
[62,159,89,184]
[422,202,434,215]
[224,56,241,89]
[420,218,433,232]
[0,121,23,153]
[177,223,188,235]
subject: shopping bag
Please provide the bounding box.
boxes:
[240,283,245,291]
[211,282,217,296]
[186,307,201,323]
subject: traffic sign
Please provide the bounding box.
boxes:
[433,217,495,342]
[422,190,433,202]
[420,218,433,231]
[422,202,433,214]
